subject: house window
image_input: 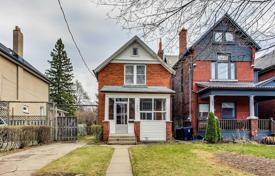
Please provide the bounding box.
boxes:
[199,104,209,120]
[214,32,223,42]
[40,106,45,116]
[211,54,235,80]
[109,98,114,120]
[225,32,234,42]
[140,98,166,120]
[221,102,235,119]
[129,98,135,120]
[132,48,138,56]
[125,65,146,85]
[22,105,29,114]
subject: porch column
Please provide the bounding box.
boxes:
[249,95,255,118]
[209,95,215,113]
[104,95,108,121]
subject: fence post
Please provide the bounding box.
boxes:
[248,117,258,139]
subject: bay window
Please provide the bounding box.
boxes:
[140,98,166,120]
[125,65,146,85]
[211,54,235,80]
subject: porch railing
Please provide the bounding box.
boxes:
[271,119,275,134]
[258,119,271,130]
[198,119,250,131]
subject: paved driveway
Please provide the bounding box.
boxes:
[0,142,85,176]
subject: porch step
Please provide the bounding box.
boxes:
[108,134,136,145]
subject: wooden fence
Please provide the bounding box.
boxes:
[56,117,77,141]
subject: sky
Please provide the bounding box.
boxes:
[0,0,159,102]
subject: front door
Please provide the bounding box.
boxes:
[115,102,128,133]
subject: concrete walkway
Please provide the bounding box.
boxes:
[0,142,85,176]
[106,145,133,176]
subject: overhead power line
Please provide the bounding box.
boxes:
[57,0,95,78]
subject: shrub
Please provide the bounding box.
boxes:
[90,125,102,141]
[205,112,221,143]
[0,126,51,151]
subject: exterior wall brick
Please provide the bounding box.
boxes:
[236,62,254,82]
[166,121,173,141]
[249,118,258,139]
[134,121,140,142]
[214,96,249,120]
[259,69,275,81]
[102,121,109,142]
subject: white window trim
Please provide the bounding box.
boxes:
[225,32,234,42]
[132,47,139,56]
[140,98,166,121]
[23,105,29,114]
[124,64,146,85]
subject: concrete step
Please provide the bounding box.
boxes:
[108,134,136,145]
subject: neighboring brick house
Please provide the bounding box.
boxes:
[94,36,175,143]
[255,51,275,119]
[172,14,275,135]
[0,26,50,118]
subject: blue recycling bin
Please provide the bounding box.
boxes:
[183,127,193,140]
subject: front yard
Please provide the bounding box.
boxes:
[34,145,113,176]
[129,143,275,176]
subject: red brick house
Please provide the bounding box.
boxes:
[172,14,275,138]
[255,51,275,119]
[94,36,175,143]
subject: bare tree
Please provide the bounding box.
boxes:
[95,0,275,53]
[74,79,90,105]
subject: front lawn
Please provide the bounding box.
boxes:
[129,143,275,176]
[34,145,113,176]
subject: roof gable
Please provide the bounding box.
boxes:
[256,77,275,87]
[93,36,175,76]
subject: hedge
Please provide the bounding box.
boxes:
[90,125,102,141]
[0,126,51,151]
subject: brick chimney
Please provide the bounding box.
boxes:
[13,26,23,57]
[179,28,187,56]
[157,38,164,59]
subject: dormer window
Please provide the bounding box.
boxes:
[125,65,146,85]
[225,32,234,42]
[132,48,138,56]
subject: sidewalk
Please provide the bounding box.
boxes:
[0,142,85,176]
[106,145,133,176]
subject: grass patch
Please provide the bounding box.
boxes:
[129,143,272,176]
[34,145,113,176]
[78,135,98,144]
[194,143,275,159]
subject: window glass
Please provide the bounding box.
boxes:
[129,98,135,120]
[222,102,235,119]
[231,63,235,80]
[217,63,228,79]
[133,48,138,55]
[23,105,29,114]
[140,99,152,111]
[225,32,234,42]
[109,98,114,120]
[0,119,4,125]
[125,65,134,84]
[214,32,223,42]
[211,62,216,79]
[136,65,145,84]
[140,98,166,120]
[199,104,209,120]
[40,106,45,116]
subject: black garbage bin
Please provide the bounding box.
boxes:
[183,127,193,140]
[175,127,184,140]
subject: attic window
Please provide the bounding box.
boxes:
[214,32,223,42]
[132,48,138,56]
[225,32,234,42]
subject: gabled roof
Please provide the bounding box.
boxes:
[174,13,261,67]
[0,42,50,84]
[93,36,175,77]
[255,50,275,73]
